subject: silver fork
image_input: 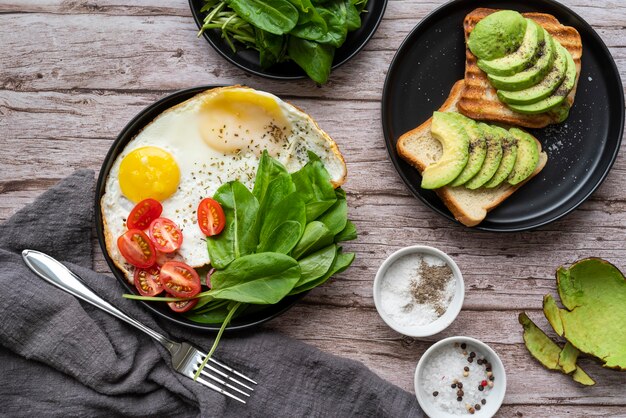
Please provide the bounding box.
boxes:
[21,249,256,404]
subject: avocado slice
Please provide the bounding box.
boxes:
[498,43,568,106]
[508,46,577,114]
[484,127,517,188]
[519,312,595,386]
[464,124,503,189]
[478,19,544,77]
[448,114,487,187]
[550,101,571,123]
[468,10,528,60]
[421,112,470,189]
[488,30,556,91]
[507,128,539,185]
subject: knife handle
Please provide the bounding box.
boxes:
[21,249,175,349]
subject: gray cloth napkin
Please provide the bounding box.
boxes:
[0,170,422,417]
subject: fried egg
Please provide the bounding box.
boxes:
[101,86,347,282]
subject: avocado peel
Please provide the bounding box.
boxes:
[518,313,595,386]
[558,342,579,374]
[542,294,563,336]
[556,258,626,370]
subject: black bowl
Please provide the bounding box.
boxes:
[188,0,388,80]
[95,86,306,331]
[382,0,624,231]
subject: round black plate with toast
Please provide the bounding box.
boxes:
[95,86,306,331]
[189,0,388,80]
[381,0,624,232]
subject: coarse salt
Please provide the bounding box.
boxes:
[379,253,456,328]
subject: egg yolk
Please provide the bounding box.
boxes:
[118,146,180,203]
[199,89,292,155]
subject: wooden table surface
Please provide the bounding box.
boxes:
[2,0,625,416]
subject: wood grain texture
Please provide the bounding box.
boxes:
[1,0,626,416]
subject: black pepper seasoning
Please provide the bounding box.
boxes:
[457,396,463,402]
[481,399,487,405]
[464,366,469,372]
[457,382,463,389]
[461,343,467,349]
[468,357,474,363]
[451,383,457,389]
[478,385,484,391]
[432,391,438,397]
[475,404,481,411]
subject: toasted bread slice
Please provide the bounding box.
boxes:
[397,80,548,227]
[458,8,582,128]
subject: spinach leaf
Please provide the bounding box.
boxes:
[207,181,260,269]
[226,0,299,35]
[315,2,348,47]
[185,305,235,324]
[256,173,295,224]
[294,244,336,288]
[288,0,329,42]
[288,0,327,25]
[252,150,289,203]
[209,252,301,304]
[345,1,361,31]
[316,191,347,235]
[334,219,357,242]
[352,0,368,13]
[257,192,306,253]
[291,156,337,221]
[290,247,354,294]
[255,28,286,68]
[287,37,335,84]
[292,220,335,259]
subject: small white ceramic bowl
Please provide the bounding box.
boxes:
[373,245,464,337]
[414,336,507,418]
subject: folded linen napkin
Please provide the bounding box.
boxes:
[0,170,422,417]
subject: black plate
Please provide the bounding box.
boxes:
[95,86,306,331]
[382,0,624,232]
[189,0,387,80]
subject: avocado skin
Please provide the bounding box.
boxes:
[468,10,527,60]
[421,112,470,189]
[498,43,568,106]
[508,46,577,114]
[448,114,488,187]
[464,123,503,190]
[507,128,539,185]
[483,126,518,188]
[488,30,556,91]
[477,19,544,77]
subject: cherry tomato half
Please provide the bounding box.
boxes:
[148,217,183,253]
[133,265,163,297]
[167,298,198,313]
[160,261,201,298]
[126,198,162,230]
[197,198,226,236]
[117,229,156,268]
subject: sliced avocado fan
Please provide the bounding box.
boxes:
[508,46,577,114]
[478,19,544,77]
[498,43,568,106]
[488,29,556,91]
[464,123,503,190]
[421,112,470,189]
[448,113,487,187]
[507,128,539,185]
[484,127,518,188]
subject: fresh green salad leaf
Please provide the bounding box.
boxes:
[290,247,354,295]
[294,244,337,289]
[292,220,335,259]
[317,192,347,235]
[287,37,335,84]
[207,181,260,269]
[335,219,357,242]
[257,192,306,253]
[291,156,337,220]
[209,252,301,304]
[199,0,368,83]
[226,0,299,35]
[252,150,289,202]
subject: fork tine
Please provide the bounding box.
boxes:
[198,351,258,385]
[195,375,247,404]
[196,367,252,397]
[197,362,255,392]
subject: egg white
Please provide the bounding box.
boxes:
[101,86,346,283]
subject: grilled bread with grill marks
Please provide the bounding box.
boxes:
[458,8,582,128]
